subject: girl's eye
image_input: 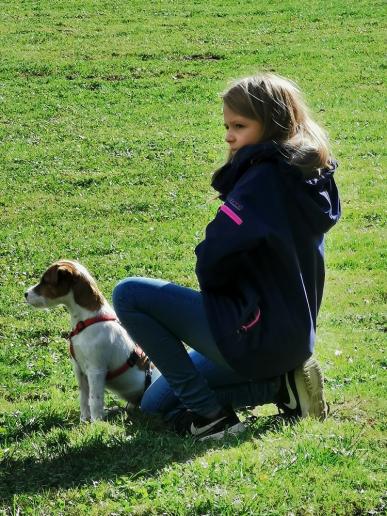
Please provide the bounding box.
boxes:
[224,123,245,129]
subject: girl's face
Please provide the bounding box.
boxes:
[223,104,264,155]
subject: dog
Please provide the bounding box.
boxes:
[25,260,160,421]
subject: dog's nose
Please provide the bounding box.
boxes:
[24,292,28,299]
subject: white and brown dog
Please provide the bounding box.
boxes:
[25,260,160,421]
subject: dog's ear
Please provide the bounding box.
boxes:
[72,273,104,311]
[57,264,77,284]
[44,262,77,286]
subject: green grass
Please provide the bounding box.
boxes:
[1,0,386,514]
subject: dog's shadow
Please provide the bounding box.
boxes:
[0,411,284,503]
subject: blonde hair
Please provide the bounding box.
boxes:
[221,72,331,175]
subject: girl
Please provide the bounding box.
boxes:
[113,72,341,440]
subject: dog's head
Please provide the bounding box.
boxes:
[25,260,104,311]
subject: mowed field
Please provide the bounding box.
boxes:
[0,1,385,514]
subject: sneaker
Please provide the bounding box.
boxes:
[276,357,328,420]
[171,406,245,441]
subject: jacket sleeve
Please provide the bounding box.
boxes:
[195,164,282,291]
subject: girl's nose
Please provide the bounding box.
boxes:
[225,130,234,143]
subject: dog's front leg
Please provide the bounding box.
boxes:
[72,361,91,421]
[87,369,106,421]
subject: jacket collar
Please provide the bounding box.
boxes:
[211,142,284,199]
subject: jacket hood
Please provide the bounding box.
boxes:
[286,160,341,234]
[212,142,341,234]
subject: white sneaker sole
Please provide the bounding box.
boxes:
[294,357,328,420]
[199,422,246,441]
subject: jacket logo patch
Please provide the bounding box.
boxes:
[228,198,243,211]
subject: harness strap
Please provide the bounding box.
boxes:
[69,314,118,339]
[105,350,138,381]
[69,315,152,391]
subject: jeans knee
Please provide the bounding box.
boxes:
[112,277,139,314]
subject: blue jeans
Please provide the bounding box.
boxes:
[112,277,280,421]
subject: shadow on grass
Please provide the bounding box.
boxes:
[0,413,285,503]
[0,403,130,444]
[0,408,80,445]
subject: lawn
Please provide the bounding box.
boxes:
[0,0,385,514]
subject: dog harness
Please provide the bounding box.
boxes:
[69,314,152,391]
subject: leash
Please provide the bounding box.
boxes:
[69,314,152,391]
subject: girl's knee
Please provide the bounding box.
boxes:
[112,277,141,311]
[112,276,168,314]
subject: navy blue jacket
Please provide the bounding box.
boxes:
[195,142,341,379]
